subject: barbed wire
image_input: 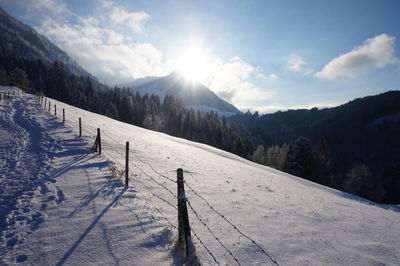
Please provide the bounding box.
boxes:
[185,181,279,266]
[187,200,241,266]
[190,227,220,266]
[125,154,176,198]
[40,95,278,266]
[128,159,176,203]
[129,173,178,229]
[129,149,176,183]
[100,129,176,184]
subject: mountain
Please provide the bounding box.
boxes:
[130,72,241,115]
[0,7,95,79]
[229,90,400,203]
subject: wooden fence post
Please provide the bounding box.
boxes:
[48,101,51,112]
[97,128,101,154]
[63,109,65,123]
[55,105,57,116]
[44,98,47,108]
[79,117,82,137]
[177,168,192,260]
[94,128,101,154]
[125,141,129,188]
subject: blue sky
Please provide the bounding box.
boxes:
[1,0,399,112]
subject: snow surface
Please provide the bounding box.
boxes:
[1,87,400,265]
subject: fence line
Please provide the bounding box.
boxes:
[37,95,278,265]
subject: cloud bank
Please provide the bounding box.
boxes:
[204,57,275,109]
[288,55,313,75]
[315,34,398,80]
[248,101,340,114]
[36,0,167,84]
[99,0,150,34]
[12,0,276,109]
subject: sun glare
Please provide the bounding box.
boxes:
[177,47,211,82]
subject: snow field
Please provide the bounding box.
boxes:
[35,93,400,265]
[1,89,400,265]
[1,91,178,265]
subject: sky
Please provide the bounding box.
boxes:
[1,0,400,113]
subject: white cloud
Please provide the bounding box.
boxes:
[110,8,149,33]
[248,101,339,114]
[256,72,278,80]
[204,57,275,109]
[32,0,67,16]
[288,55,313,75]
[14,0,71,21]
[31,0,166,84]
[315,34,398,80]
[39,14,166,84]
[98,0,150,34]
[267,73,278,80]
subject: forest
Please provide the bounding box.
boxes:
[2,47,399,204]
[0,49,252,159]
[230,94,400,204]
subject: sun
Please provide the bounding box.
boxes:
[177,46,211,82]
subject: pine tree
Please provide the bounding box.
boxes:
[314,137,333,185]
[252,145,266,165]
[10,68,29,90]
[265,144,289,170]
[0,67,8,85]
[284,136,314,179]
[344,164,385,202]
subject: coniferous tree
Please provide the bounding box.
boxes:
[252,145,266,165]
[344,164,385,202]
[10,67,28,90]
[313,137,333,185]
[284,136,314,179]
[0,67,8,85]
[265,143,289,170]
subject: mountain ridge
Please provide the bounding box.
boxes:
[128,72,241,115]
[229,90,400,203]
[0,7,96,81]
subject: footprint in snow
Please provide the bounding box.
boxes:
[15,254,28,263]
[46,195,56,202]
[55,187,64,204]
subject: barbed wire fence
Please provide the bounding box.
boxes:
[34,94,279,265]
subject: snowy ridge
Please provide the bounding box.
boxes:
[1,89,400,265]
[131,72,241,115]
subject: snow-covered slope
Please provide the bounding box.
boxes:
[130,72,240,116]
[1,88,400,265]
[0,89,178,265]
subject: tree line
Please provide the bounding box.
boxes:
[2,47,398,204]
[0,49,252,158]
[251,136,385,202]
[237,93,400,204]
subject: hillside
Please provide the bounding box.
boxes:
[0,7,95,80]
[130,72,241,115]
[229,91,400,203]
[1,87,400,265]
